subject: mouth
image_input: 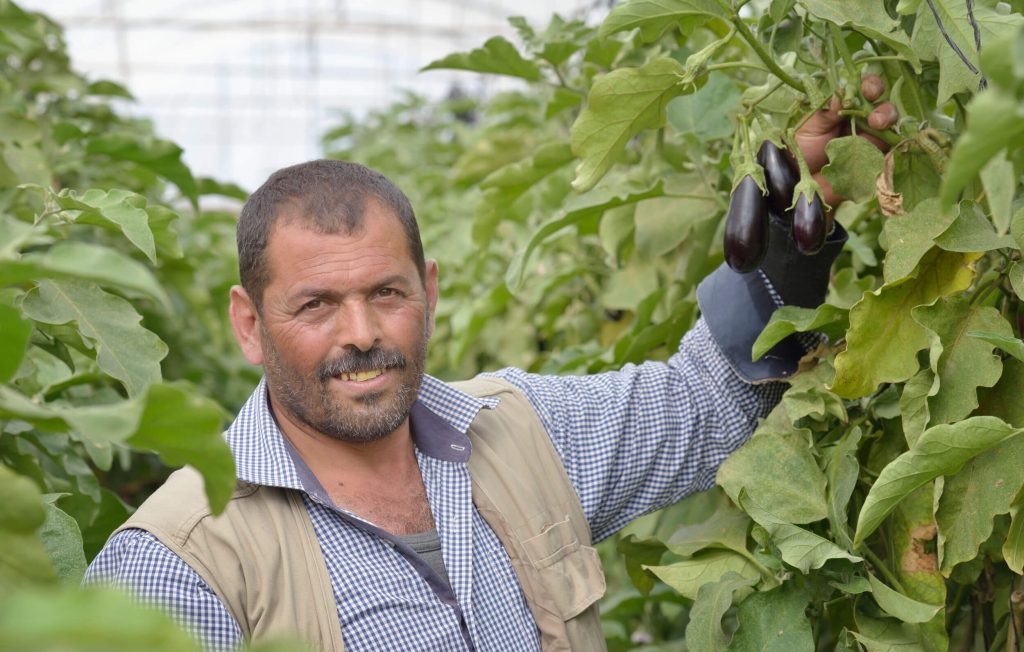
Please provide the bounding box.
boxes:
[334,368,386,382]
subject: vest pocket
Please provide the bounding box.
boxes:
[521,517,606,620]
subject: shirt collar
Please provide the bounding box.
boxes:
[224,375,499,490]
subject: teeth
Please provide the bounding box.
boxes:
[338,369,384,382]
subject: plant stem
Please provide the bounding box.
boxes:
[731,15,804,93]
[853,118,902,147]
[830,24,860,85]
[862,544,907,593]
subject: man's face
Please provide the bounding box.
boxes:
[244,203,437,444]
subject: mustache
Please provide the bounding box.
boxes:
[316,346,407,382]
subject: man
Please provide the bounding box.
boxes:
[85,82,896,651]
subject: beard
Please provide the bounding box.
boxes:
[260,324,428,444]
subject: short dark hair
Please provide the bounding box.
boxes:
[237,159,425,311]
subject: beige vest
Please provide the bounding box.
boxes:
[117,377,607,651]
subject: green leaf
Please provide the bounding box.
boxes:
[0,298,31,383]
[979,153,1015,234]
[634,190,718,258]
[0,464,56,589]
[85,133,198,203]
[821,136,886,204]
[729,583,815,652]
[824,426,862,550]
[752,304,847,361]
[570,58,689,192]
[867,573,942,623]
[1011,261,1024,300]
[598,0,728,41]
[941,89,1024,206]
[717,431,829,525]
[601,263,659,310]
[899,369,935,446]
[1005,493,1024,573]
[880,198,956,284]
[797,0,921,71]
[977,358,1024,428]
[53,188,157,263]
[21,279,167,397]
[934,435,1024,574]
[851,614,924,650]
[86,79,134,98]
[665,504,751,557]
[667,72,741,143]
[421,36,541,81]
[912,296,1009,424]
[739,492,862,572]
[0,587,205,651]
[645,550,762,600]
[617,534,667,594]
[38,496,86,584]
[506,179,663,290]
[22,241,173,310]
[128,383,234,514]
[684,572,757,652]
[832,249,978,399]
[910,0,1023,104]
[933,201,1016,251]
[473,142,574,246]
[854,416,1024,545]
[783,360,848,423]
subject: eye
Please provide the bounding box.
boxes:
[301,299,323,311]
[376,287,398,298]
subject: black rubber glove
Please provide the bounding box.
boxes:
[697,217,847,383]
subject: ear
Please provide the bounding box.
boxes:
[424,259,439,339]
[229,285,265,365]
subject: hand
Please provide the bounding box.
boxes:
[794,75,898,207]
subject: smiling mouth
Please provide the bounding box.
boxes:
[335,369,385,382]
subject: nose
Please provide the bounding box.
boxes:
[337,301,379,352]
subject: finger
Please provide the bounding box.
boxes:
[867,102,898,131]
[860,74,885,102]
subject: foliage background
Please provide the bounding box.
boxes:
[2,0,1024,649]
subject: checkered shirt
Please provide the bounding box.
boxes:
[83,317,784,651]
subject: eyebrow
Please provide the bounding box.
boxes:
[289,274,414,302]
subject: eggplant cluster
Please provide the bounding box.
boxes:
[723,141,827,273]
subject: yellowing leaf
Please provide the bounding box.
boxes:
[570,58,688,192]
[854,416,1024,546]
[832,249,978,399]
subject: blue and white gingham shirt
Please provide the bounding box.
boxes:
[84,317,783,651]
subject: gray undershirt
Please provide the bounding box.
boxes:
[397,528,451,589]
